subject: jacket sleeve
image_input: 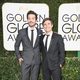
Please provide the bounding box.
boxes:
[58,35,65,66]
[14,31,22,60]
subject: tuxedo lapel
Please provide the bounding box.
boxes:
[42,35,47,52]
[47,33,55,52]
[26,27,31,43]
[42,35,45,47]
[25,27,35,48]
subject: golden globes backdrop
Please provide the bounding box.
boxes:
[2,3,49,51]
[58,3,80,51]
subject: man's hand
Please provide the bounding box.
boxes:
[60,64,62,68]
[18,58,24,65]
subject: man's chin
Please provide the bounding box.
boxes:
[29,24,35,27]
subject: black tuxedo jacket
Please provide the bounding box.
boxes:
[40,32,65,70]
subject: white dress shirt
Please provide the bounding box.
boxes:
[43,31,53,51]
[28,26,37,47]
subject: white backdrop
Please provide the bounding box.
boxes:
[58,3,80,51]
[2,3,49,51]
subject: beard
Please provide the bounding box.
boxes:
[28,22,36,27]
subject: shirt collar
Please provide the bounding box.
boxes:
[45,31,53,36]
[28,26,36,31]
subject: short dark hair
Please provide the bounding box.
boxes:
[42,18,53,25]
[27,10,37,20]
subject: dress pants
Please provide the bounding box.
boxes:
[42,60,62,80]
[21,61,40,80]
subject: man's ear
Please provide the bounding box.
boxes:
[52,25,54,30]
[52,24,53,27]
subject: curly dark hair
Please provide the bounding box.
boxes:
[27,10,37,20]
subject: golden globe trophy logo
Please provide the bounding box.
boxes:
[58,3,80,51]
[2,3,49,51]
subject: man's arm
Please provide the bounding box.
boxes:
[15,31,24,65]
[58,35,65,67]
[15,31,23,60]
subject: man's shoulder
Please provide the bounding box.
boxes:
[19,28,27,33]
[53,32,62,37]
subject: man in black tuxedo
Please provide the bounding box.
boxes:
[40,18,65,80]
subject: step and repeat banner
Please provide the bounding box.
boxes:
[58,3,80,51]
[2,3,49,51]
[2,3,80,51]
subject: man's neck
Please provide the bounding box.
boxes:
[29,26,35,30]
[46,31,53,35]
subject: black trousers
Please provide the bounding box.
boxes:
[42,61,62,80]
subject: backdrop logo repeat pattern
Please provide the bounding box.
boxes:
[2,3,49,51]
[58,3,80,51]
